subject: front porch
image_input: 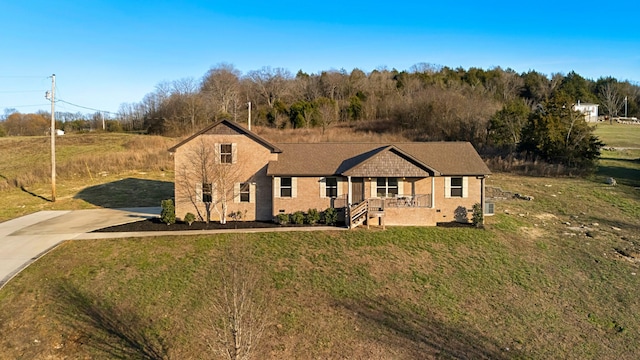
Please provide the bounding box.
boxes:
[344,194,435,229]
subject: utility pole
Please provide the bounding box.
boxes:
[247,101,251,130]
[48,74,56,202]
[625,96,628,118]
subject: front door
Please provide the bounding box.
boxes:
[351,178,364,204]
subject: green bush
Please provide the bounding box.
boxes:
[160,199,176,225]
[472,203,484,228]
[323,207,338,225]
[184,212,196,226]
[276,213,289,225]
[305,208,320,225]
[291,211,305,225]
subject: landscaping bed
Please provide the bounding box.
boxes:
[94,217,343,232]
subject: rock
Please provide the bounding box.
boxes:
[607,177,617,186]
[612,226,622,231]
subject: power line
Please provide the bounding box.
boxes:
[56,99,117,115]
[0,90,43,94]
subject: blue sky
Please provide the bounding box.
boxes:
[1,1,639,115]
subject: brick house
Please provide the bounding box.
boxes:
[169,119,491,227]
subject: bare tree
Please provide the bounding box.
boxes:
[175,137,243,224]
[598,81,622,118]
[246,67,292,108]
[202,63,241,118]
[206,239,268,360]
[316,97,338,134]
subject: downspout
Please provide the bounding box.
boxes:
[431,176,435,208]
[480,176,486,224]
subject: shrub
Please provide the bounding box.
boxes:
[160,199,176,225]
[184,212,196,226]
[275,213,289,225]
[291,211,305,225]
[305,208,320,225]
[472,203,484,228]
[229,210,244,222]
[323,207,338,225]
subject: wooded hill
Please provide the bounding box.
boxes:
[122,64,638,141]
[3,64,638,170]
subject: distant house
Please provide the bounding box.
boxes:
[573,101,599,122]
[168,120,492,228]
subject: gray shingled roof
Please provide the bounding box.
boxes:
[267,142,491,177]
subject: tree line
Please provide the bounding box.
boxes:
[2,63,638,169]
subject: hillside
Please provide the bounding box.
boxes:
[0,125,638,358]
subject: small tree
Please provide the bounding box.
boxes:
[472,203,484,228]
[160,199,176,225]
[176,137,243,224]
[184,212,196,226]
[206,238,268,360]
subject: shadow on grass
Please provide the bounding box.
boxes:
[21,186,53,202]
[74,178,174,208]
[53,281,171,360]
[597,161,640,188]
[336,295,517,359]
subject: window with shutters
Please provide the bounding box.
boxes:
[280,177,292,197]
[325,177,338,198]
[239,182,250,202]
[202,183,213,202]
[450,177,463,197]
[220,143,233,164]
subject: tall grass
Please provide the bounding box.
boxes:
[0,134,174,191]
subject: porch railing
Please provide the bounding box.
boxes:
[382,194,431,208]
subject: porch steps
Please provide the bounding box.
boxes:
[349,200,385,229]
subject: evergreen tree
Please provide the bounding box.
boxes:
[518,92,603,169]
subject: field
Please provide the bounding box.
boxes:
[0,125,639,359]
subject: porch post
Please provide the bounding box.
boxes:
[347,176,352,206]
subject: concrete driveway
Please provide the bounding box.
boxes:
[0,207,346,290]
[0,207,160,289]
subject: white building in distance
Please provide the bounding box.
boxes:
[573,101,599,122]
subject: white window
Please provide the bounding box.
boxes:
[196,182,213,203]
[275,177,297,198]
[445,177,468,198]
[220,143,233,163]
[376,177,398,198]
[216,143,237,164]
[325,177,338,198]
[281,177,292,197]
[234,182,255,203]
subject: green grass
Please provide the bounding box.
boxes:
[0,132,639,358]
[594,122,640,148]
[1,171,639,359]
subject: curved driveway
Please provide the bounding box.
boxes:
[0,207,160,289]
[0,207,345,290]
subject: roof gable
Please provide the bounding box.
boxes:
[342,146,434,177]
[168,119,282,153]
